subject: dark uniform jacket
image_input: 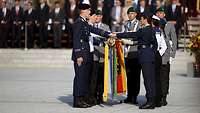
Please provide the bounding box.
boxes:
[24,9,36,25]
[36,4,49,24]
[11,6,24,24]
[0,8,11,24]
[51,8,65,24]
[117,25,158,63]
[72,16,110,63]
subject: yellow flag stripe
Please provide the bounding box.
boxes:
[103,44,109,102]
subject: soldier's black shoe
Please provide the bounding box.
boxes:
[73,101,92,108]
[123,97,138,104]
[155,102,162,107]
[132,96,138,104]
[73,96,92,108]
[161,98,168,106]
[86,96,98,106]
[155,99,162,107]
[123,98,132,103]
[139,103,155,109]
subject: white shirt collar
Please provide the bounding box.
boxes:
[3,7,6,16]
[140,7,145,13]
[80,16,87,22]
[41,3,45,9]
[16,6,20,11]
[28,8,32,14]
[55,8,60,14]
[95,22,102,28]
[130,18,137,23]
[3,7,6,12]
[144,24,150,28]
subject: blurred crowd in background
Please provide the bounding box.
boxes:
[0,0,199,48]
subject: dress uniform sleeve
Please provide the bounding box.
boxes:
[88,25,111,38]
[169,24,177,58]
[116,31,139,40]
[73,21,83,59]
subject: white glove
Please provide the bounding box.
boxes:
[169,40,173,48]
[62,25,65,30]
[47,25,51,30]
[48,18,52,24]
[121,39,133,45]
[169,57,173,64]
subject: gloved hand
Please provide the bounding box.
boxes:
[169,57,173,64]
[169,40,173,48]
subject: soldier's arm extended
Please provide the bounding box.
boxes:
[116,31,139,40]
[88,25,111,38]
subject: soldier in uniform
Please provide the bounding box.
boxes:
[121,7,141,105]
[115,14,158,109]
[151,15,167,107]
[11,0,24,48]
[88,9,110,105]
[0,0,10,48]
[156,7,177,106]
[24,1,36,48]
[36,0,49,48]
[72,3,111,108]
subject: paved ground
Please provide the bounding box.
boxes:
[0,51,200,113]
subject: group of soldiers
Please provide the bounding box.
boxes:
[0,0,66,48]
[72,2,177,109]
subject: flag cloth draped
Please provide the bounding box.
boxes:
[103,40,127,102]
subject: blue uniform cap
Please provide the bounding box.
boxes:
[78,3,91,10]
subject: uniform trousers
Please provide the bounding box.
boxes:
[39,23,48,48]
[125,58,141,98]
[12,24,22,48]
[89,61,104,100]
[27,24,34,48]
[73,61,92,97]
[141,62,156,100]
[160,62,170,96]
[53,24,62,48]
[155,51,162,102]
[0,24,9,48]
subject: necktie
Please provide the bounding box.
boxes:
[127,21,132,31]
[96,24,98,28]
[16,8,19,16]
[3,8,6,17]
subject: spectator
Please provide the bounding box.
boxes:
[136,0,150,19]
[24,1,37,48]
[0,0,11,48]
[51,1,66,48]
[65,0,79,47]
[11,0,24,48]
[111,0,123,32]
[151,0,164,14]
[36,0,50,48]
[166,0,182,48]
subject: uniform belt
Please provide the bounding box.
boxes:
[138,44,153,49]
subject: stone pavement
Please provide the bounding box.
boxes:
[0,50,200,113]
